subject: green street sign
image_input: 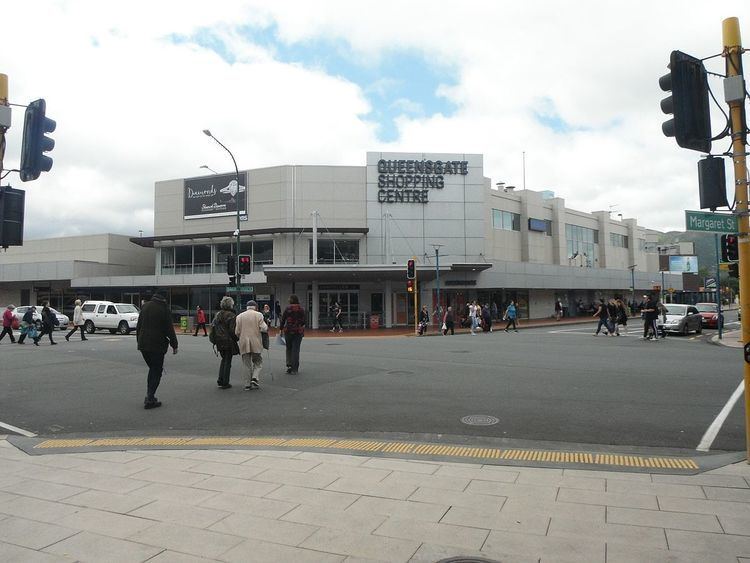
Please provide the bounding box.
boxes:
[685,210,737,233]
[225,286,253,293]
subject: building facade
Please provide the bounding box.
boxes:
[0,152,683,326]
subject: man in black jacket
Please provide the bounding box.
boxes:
[136,293,178,409]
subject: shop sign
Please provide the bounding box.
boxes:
[184,172,248,219]
[376,158,468,204]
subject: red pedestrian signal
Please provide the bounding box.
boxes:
[406,259,415,280]
[407,279,414,293]
[721,234,739,262]
[238,254,252,275]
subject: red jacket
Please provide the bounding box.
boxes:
[196,309,207,324]
[2,309,14,328]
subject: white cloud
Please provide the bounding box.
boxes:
[2,0,748,239]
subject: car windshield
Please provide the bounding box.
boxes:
[666,305,688,316]
[695,304,716,313]
[117,304,139,313]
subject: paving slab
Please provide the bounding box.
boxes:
[44,530,163,562]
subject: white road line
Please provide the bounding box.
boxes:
[696,379,745,452]
[0,421,36,437]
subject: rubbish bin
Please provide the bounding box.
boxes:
[369,314,380,329]
[180,316,188,333]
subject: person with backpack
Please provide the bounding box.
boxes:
[34,302,58,346]
[211,296,239,389]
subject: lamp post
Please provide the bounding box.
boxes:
[432,244,443,321]
[203,129,243,305]
[199,164,218,174]
[628,264,636,313]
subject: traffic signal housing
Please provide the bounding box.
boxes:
[0,186,25,248]
[721,234,739,262]
[659,51,711,153]
[406,259,415,280]
[226,255,236,275]
[406,279,414,293]
[238,254,252,275]
[228,275,237,286]
[20,99,56,182]
[729,263,739,279]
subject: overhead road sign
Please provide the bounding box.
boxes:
[685,210,737,234]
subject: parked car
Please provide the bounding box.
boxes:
[658,304,703,335]
[694,302,723,329]
[12,306,70,331]
[80,301,139,334]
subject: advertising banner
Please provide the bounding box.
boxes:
[184,172,247,219]
[668,255,698,274]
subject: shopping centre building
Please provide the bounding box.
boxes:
[0,151,686,328]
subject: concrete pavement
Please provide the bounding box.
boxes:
[1,437,749,562]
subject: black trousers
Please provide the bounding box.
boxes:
[35,325,55,343]
[194,323,207,336]
[218,350,233,386]
[444,321,455,335]
[285,333,303,371]
[0,327,15,343]
[66,325,86,340]
[141,350,165,400]
[505,318,517,331]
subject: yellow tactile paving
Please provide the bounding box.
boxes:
[30,436,700,470]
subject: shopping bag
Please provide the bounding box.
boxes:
[275,333,286,347]
[441,322,447,331]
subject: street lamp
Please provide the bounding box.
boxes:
[203,129,243,306]
[199,164,218,174]
[432,244,443,321]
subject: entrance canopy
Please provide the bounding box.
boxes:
[262,263,491,283]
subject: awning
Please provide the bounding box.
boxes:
[262,264,450,283]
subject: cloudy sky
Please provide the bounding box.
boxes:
[2,0,748,239]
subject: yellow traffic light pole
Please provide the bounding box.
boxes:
[413,256,419,334]
[0,74,8,172]
[722,17,750,460]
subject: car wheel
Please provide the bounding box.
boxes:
[84,320,95,334]
[696,324,702,334]
[682,323,689,336]
[117,321,130,335]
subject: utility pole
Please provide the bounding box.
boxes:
[722,17,750,460]
[0,74,8,173]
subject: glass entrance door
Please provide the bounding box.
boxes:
[318,289,359,329]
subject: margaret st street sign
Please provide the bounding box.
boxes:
[685,210,738,234]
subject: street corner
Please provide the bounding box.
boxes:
[710,330,744,348]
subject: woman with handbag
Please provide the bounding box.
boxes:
[17,306,37,344]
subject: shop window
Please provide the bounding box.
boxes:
[309,239,360,264]
[193,245,212,273]
[174,246,192,274]
[160,247,175,274]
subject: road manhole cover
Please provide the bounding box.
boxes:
[461,414,499,426]
[387,370,415,375]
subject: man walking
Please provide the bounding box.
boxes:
[235,300,267,390]
[280,294,306,374]
[443,306,455,335]
[592,299,611,336]
[641,294,659,340]
[503,300,519,332]
[0,305,16,343]
[34,302,58,345]
[193,305,207,337]
[65,299,87,341]
[136,293,178,409]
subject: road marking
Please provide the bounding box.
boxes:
[696,379,746,452]
[29,435,699,470]
[0,421,36,437]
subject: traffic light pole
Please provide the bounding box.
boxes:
[722,17,750,460]
[413,256,419,335]
[0,74,7,173]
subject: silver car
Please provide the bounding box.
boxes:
[659,304,703,335]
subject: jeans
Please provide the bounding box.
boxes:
[141,350,165,401]
[595,318,612,334]
[218,350,233,386]
[66,325,86,340]
[0,327,15,343]
[285,332,303,372]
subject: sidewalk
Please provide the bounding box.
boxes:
[1,437,749,562]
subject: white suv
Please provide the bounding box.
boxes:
[81,301,140,335]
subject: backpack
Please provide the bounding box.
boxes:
[209,313,230,346]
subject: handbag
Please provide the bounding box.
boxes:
[441,322,447,331]
[275,333,286,347]
[11,317,20,330]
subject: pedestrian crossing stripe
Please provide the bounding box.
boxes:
[31,436,699,470]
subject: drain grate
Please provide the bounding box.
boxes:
[461,414,499,426]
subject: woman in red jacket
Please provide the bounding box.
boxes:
[193,305,207,337]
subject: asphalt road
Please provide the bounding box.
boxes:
[0,316,745,452]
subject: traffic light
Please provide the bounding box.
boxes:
[238,254,252,275]
[20,99,56,182]
[698,156,728,210]
[226,255,236,275]
[0,186,25,248]
[721,234,739,262]
[406,259,415,280]
[729,263,739,279]
[407,279,414,293]
[659,51,711,153]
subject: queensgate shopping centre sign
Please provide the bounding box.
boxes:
[376,158,468,203]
